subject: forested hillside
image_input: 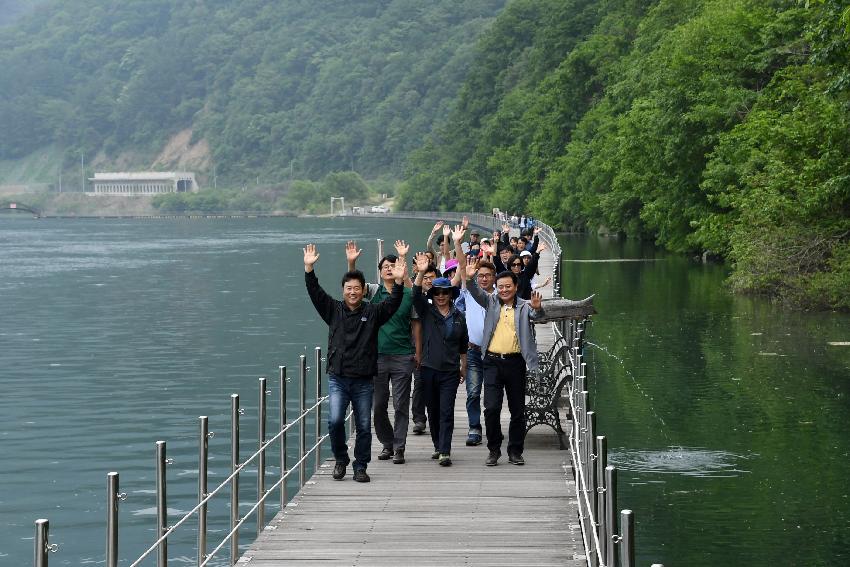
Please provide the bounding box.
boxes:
[398,0,850,309]
[0,0,505,181]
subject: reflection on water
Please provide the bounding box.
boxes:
[562,234,850,567]
[610,447,753,478]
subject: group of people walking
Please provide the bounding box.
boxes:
[304,218,547,482]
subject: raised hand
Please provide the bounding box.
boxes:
[502,222,511,233]
[442,224,451,238]
[537,242,547,253]
[394,239,410,257]
[530,290,543,310]
[462,215,469,228]
[533,226,542,235]
[391,256,407,283]
[414,251,430,273]
[303,244,320,269]
[480,241,494,256]
[345,240,362,263]
[451,224,466,244]
[431,221,444,234]
[466,257,479,279]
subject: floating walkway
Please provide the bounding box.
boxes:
[239,230,585,566]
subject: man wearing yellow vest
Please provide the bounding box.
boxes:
[465,258,544,466]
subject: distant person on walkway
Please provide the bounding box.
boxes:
[413,248,468,467]
[465,259,545,466]
[304,243,406,483]
[346,240,420,465]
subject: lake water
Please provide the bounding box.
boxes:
[1,217,848,566]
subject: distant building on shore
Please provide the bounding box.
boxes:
[87,172,198,196]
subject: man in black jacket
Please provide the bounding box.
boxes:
[304,243,406,483]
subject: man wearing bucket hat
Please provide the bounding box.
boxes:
[412,252,468,467]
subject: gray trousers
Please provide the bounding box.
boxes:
[373,353,415,450]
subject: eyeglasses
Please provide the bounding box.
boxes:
[431,288,451,296]
[510,262,522,267]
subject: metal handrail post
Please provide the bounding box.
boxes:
[299,354,307,487]
[198,417,209,566]
[605,465,618,566]
[106,472,119,567]
[315,347,323,471]
[376,239,384,282]
[257,377,268,536]
[279,366,287,510]
[155,441,167,567]
[230,394,240,566]
[587,411,597,544]
[596,436,608,566]
[579,391,588,488]
[34,519,49,567]
[621,510,634,567]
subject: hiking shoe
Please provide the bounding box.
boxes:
[508,453,525,466]
[332,461,346,480]
[353,469,371,483]
[393,448,405,464]
[412,421,426,435]
[378,447,394,460]
[466,433,482,446]
[485,451,500,466]
[431,451,440,460]
[438,454,452,467]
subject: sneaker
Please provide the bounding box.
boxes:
[466,433,482,446]
[332,461,346,480]
[431,451,440,460]
[412,421,426,435]
[392,448,405,464]
[485,451,499,466]
[438,454,452,467]
[378,447,394,460]
[353,469,371,483]
[508,453,525,466]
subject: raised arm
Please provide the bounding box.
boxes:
[394,239,413,287]
[451,224,466,286]
[345,240,361,272]
[412,252,430,318]
[304,244,335,325]
[425,221,443,257]
[529,290,546,320]
[464,258,490,308]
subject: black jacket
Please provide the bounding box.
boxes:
[412,285,469,372]
[305,271,403,378]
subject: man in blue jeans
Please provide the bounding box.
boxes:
[304,243,406,482]
[456,260,497,446]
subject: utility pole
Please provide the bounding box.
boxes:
[80,152,85,193]
[213,164,217,190]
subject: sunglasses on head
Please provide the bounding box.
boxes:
[431,288,452,296]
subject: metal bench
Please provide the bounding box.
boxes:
[525,335,571,449]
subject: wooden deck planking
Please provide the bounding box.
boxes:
[238,244,584,566]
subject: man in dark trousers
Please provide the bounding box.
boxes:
[304,243,406,482]
[465,258,545,466]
